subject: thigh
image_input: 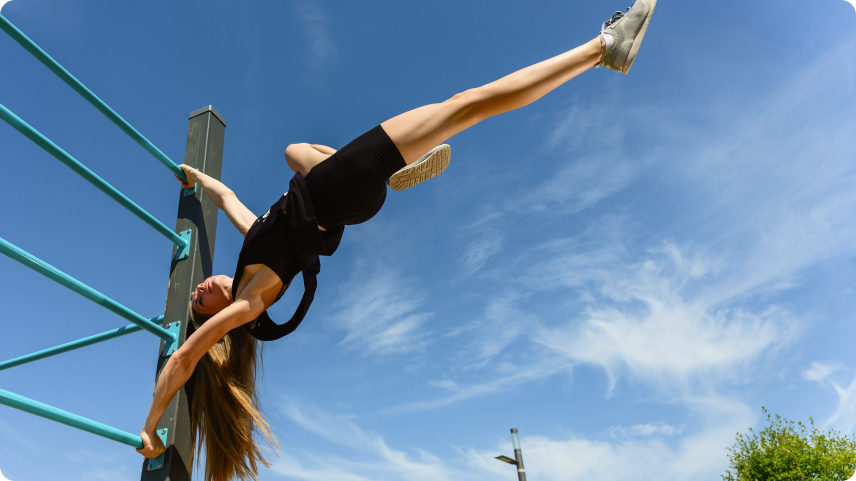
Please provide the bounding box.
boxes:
[380,91,480,164]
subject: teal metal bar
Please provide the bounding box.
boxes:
[0,237,176,343]
[0,103,188,250]
[0,319,163,372]
[0,14,187,182]
[0,388,143,448]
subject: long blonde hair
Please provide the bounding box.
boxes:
[188,307,280,481]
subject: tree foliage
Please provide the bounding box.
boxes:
[724,408,856,481]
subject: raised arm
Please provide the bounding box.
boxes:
[136,268,282,459]
[176,165,257,237]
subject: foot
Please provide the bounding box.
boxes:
[387,144,451,191]
[596,0,657,74]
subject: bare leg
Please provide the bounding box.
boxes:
[382,37,603,164]
[284,143,338,175]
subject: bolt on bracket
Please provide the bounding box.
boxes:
[146,428,168,472]
[161,321,181,356]
[173,230,192,261]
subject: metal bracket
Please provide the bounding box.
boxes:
[146,428,169,472]
[173,230,192,260]
[161,321,181,356]
[182,184,197,198]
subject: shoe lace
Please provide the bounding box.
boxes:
[596,6,632,67]
[604,7,631,29]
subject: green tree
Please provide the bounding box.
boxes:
[724,408,856,481]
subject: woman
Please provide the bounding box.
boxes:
[136,2,656,479]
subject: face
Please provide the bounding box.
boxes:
[191,275,233,316]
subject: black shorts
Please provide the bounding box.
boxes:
[304,125,406,228]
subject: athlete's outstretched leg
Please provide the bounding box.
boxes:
[382,38,602,164]
[382,0,656,165]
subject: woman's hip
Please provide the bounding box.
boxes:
[304,125,405,227]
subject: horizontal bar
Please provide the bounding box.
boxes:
[0,236,176,343]
[0,388,143,448]
[0,103,188,250]
[0,318,163,372]
[0,14,187,182]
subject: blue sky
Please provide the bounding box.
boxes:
[1,0,855,480]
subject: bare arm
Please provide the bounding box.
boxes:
[176,165,257,237]
[140,300,261,431]
[136,269,282,458]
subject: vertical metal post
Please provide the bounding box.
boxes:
[140,106,226,481]
[511,428,527,481]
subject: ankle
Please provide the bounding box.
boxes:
[600,33,614,54]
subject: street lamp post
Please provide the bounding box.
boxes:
[495,428,527,481]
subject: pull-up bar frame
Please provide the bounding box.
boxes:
[0,388,144,448]
[0,237,176,342]
[0,105,225,478]
[0,11,227,471]
[0,318,164,372]
[0,103,190,252]
[0,13,187,182]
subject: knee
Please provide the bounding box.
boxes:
[446,88,488,124]
[447,88,482,105]
[284,143,308,171]
[284,143,308,161]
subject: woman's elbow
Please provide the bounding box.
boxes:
[170,348,198,375]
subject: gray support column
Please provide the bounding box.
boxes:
[140,106,226,481]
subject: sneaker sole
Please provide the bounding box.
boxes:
[388,144,451,191]
[623,0,657,74]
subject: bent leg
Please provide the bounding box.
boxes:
[284,143,337,175]
[382,37,602,164]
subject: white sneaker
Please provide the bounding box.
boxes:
[387,144,451,191]
[596,0,657,74]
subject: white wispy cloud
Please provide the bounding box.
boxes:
[275,398,752,481]
[293,0,336,71]
[331,261,432,357]
[609,422,684,438]
[535,242,798,395]
[464,395,753,481]
[521,97,643,216]
[395,357,567,412]
[802,361,841,383]
[803,363,856,432]
[524,154,639,216]
[459,233,504,279]
[273,399,466,481]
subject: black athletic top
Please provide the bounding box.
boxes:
[234,125,405,341]
[234,172,344,341]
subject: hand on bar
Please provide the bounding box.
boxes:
[136,428,166,459]
[175,164,198,189]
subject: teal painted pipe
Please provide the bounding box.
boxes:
[0,318,163,371]
[0,388,143,448]
[0,237,176,343]
[0,14,186,182]
[0,103,188,250]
